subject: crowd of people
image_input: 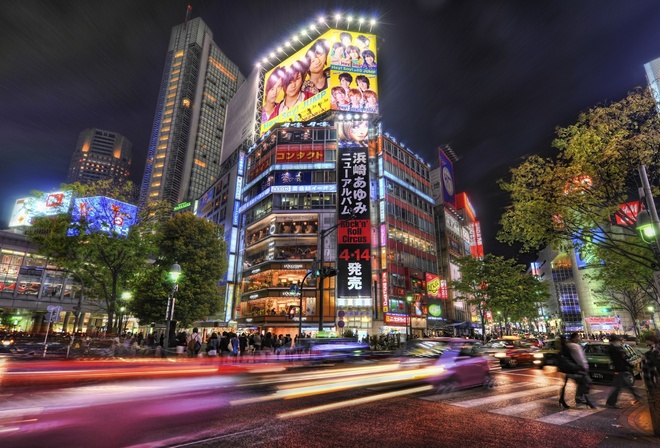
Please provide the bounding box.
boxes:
[173,328,305,358]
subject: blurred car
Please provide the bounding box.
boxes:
[583,342,642,385]
[481,337,538,368]
[522,337,544,348]
[297,338,370,362]
[395,338,493,392]
[533,338,561,368]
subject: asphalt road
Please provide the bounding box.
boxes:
[0,362,656,448]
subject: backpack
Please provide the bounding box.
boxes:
[556,347,580,374]
[188,336,201,352]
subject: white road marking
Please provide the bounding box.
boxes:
[452,385,560,408]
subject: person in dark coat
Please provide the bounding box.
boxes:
[606,335,641,408]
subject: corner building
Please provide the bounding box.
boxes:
[140,17,244,209]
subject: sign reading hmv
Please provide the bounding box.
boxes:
[336,133,371,301]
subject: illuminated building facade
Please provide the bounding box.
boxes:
[66,128,132,184]
[139,17,244,209]
[0,230,92,334]
[377,133,437,337]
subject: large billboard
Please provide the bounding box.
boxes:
[644,57,660,113]
[260,29,378,135]
[336,122,372,302]
[438,147,456,209]
[68,196,138,237]
[9,191,73,227]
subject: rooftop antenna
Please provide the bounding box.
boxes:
[185,4,192,25]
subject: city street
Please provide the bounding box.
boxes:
[0,361,655,448]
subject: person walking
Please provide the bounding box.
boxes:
[606,335,641,409]
[187,327,202,358]
[558,333,594,408]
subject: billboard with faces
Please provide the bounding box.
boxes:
[260,29,378,135]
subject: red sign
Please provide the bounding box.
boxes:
[614,201,641,226]
[426,273,441,298]
[276,148,324,163]
[440,279,448,299]
[384,314,409,325]
[382,271,389,312]
[455,192,476,222]
[469,221,484,258]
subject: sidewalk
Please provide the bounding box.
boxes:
[627,405,654,437]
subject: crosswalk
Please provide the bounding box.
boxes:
[418,379,626,428]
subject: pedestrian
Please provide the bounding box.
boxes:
[219,331,231,357]
[606,335,641,408]
[206,332,219,356]
[253,332,262,353]
[239,332,248,356]
[643,335,660,389]
[558,333,594,408]
[230,332,240,357]
[187,328,202,358]
[176,331,188,357]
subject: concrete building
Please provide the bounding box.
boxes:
[65,128,132,184]
[139,17,244,209]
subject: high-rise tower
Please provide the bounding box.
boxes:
[66,128,132,184]
[139,17,244,209]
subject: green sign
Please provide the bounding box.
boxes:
[174,201,192,212]
[428,304,442,317]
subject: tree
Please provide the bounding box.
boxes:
[450,255,548,339]
[498,87,660,270]
[587,235,657,337]
[26,180,169,333]
[130,212,228,327]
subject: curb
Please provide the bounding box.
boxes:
[626,404,654,437]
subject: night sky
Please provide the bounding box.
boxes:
[3,0,660,262]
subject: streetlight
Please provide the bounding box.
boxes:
[119,291,132,333]
[406,293,413,340]
[163,263,181,353]
[635,165,660,437]
[317,210,355,331]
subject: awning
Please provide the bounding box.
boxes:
[448,321,467,327]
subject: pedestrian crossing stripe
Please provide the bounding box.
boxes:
[452,385,560,407]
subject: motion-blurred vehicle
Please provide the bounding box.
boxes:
[296,338,370,362]
[583,342,642,385]
[395,338,493,392]
[522,337,544,348]
[481,336,538,368]
[533,338,561,368]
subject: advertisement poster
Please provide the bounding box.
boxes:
[425,273,441,298]
[336,134,371,301]
[68,196,138,237]
[9,191,73,227]
[438,147,455,209]
[260,29,378,135]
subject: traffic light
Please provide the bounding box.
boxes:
[312,260,322,278]
[322,267,338,278]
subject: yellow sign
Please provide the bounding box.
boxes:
[260,29,378,135]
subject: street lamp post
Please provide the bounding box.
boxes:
[406,293,413,340]
[298,270,314,339]
[318,223,341,332]
[635,165,660,437]
[163,263,181,354]
[69,271,84,333]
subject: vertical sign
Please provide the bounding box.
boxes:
[438,147,455,209]
[336,127,371,301]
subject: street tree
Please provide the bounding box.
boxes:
[498,87,660,270]
[587,235,657,337]
[451,255,548,339]
[130,212,228,328]
[26,180,169,332]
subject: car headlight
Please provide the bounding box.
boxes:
[533,353,544,359]
[494,352,507,358]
